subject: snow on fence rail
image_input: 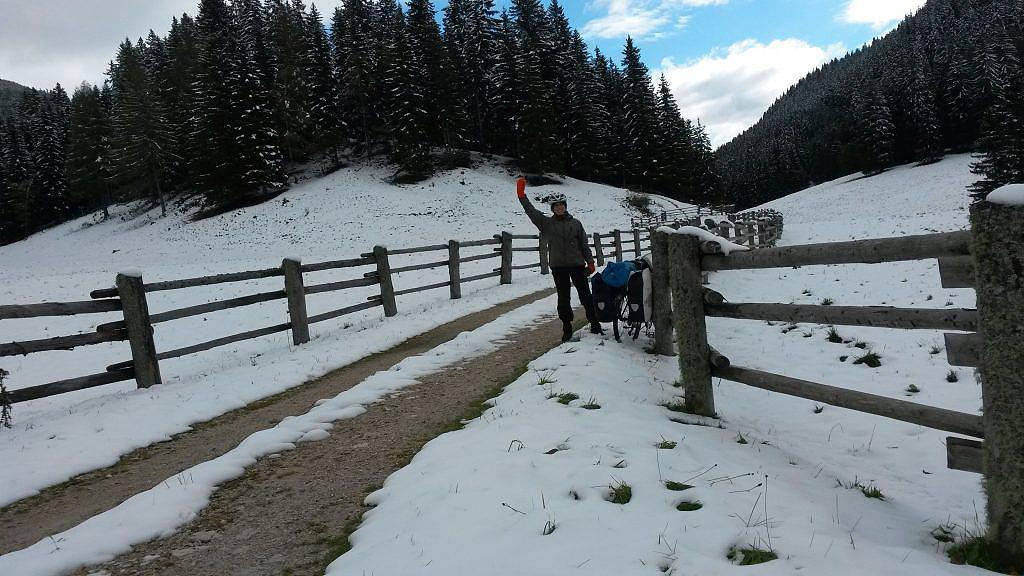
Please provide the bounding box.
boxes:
[0,225,670,407]
[651,198,1024,562]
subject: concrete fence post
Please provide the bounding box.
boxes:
[971,199,1024,563]
[667,233,714,416]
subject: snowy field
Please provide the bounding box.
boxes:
[0,157,644,507]
[330,154,990,575]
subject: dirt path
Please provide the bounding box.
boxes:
[0,288,557,556]
[70,303,576,576]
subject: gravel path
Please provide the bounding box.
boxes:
[70,296,574,576]
[0,288,555,557]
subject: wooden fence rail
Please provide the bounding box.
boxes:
[1,226,665,405]
[654,198,1023,563]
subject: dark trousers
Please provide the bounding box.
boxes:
[551,266,596,324]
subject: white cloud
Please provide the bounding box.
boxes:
[658,38,847,147]
[840,0,926,28]
[581,0,725,40]
[0,1,347,90]
[581,0,671,39]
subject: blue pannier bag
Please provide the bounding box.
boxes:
[600,260,635,288]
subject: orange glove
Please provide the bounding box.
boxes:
[516,177,526,198]
[587,261,596,275]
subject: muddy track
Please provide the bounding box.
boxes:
[72,303,578,575]
[0,288,556,556]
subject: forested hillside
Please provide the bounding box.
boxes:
[717,0,1024,208]
[0,80,29,121]
[0,0,719,246]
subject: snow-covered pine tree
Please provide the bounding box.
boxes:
[332,0,376,158]
[487,10,520,160]
[31,85,70,225]
[304,3,344,166]
[379,0,432,179]
[267,0,313,161]
[67,83,113,217]
[620,36,660,190]
[109,39,172,215]
[653,74,694,198]
[510,0,562,174]
[164,14,199,185]
[969,18,1024,198]
[443,0,498,152]
[593,49,627,186]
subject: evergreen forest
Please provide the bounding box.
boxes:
[716,0,1024,208]
[0,0,719,245]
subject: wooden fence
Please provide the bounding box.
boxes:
[651,199,1024,560]
[0,226,660,406]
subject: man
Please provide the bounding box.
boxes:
[516,177,602,341]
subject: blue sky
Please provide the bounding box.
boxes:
[0,0,926,146]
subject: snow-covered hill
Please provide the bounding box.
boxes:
[0,157,645,506]
[331,154,989,575]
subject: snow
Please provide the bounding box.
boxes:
[986,183,1024,206]
[0,156,656,508]
[657,225,750,255]
[2,154,990,576]
[328,155,989,575]
[0,296,558,576]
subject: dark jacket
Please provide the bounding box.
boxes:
[519,195,594,267]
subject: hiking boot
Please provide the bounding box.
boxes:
[589,321,604,335]
[561,321,573,342]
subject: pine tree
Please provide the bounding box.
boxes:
[969,20,1024,198]
[620,37,659,189]
[510,0,561,173]
[31,85,70,225]
[164,14,199,184]
[109,39,173,214]
[304,3,344,166]
[333,0,376,157]
[67,83,113,217]
[443,0,498,151]
[654,73,694,197]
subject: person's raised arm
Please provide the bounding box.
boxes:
[517,177,548,231]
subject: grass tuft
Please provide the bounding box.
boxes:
[853,340,869,349]
[929,345,942,355]
[826,326,843,343]
[657,438,677,449]
[948,536,1019,573]
[859,483,885,500]
[735,432,749,444]
[675,500,703,511]
[820,298,834,305]
[663,400,688,413]
[581,396,601,410]
[853,351,882,367]
[536,370,558,386]
[664,480,693,491]
[813,404,825,414]
[556,392,579,405]
[905,384,920,394]
[727,545,778,566]
[608,481,632,504]
[946,369,959,383]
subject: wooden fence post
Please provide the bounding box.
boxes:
[718,221,731,240]
[651,231,674,356]
[116,273,161,388]
[538,233,550,275]
[593,232,605,266]
[633,229,642,258]
[756,219,767,247]
[970,199,1024,562]
[614,229,624,262]
[667,234,715,416]
[282,258,309,345]
[499,231,513,284]
[373,245,398,317]
[448,240,462,299]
